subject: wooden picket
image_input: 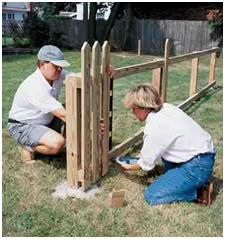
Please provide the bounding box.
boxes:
[91,42,101,182]
[101,41,110,176]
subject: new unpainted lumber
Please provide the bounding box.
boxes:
[109,190,125,208]
[189,57,199,96]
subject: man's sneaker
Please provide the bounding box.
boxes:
[18,145,35,164]
[196,181,214,206]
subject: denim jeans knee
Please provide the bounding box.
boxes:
[144,185,170,205]
[144,187,159,205]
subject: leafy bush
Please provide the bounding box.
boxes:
[23,12,50,48]
[208,10,223,56]
[48,31,65,48]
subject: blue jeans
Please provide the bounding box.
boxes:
[144,152,216,205]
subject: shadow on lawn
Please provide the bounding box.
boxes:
[35,152,67,169]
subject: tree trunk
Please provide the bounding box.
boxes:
[123,3,134,50]
[99,3,121,45]
[88,2,97,46]
[83,2,89,42]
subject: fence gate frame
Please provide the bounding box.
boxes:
[66,41,111,190]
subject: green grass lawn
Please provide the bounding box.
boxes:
[2,51,223,237]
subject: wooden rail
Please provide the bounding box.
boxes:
[66,39,219,190]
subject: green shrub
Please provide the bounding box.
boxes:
[23,12,50,48]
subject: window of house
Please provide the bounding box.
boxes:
[12,13,15,20]
[8,13,12,20]
[3,13,6,20]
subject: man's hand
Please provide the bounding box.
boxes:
[100,118,105,135]
[52,107,66,122]
[108,65,115,79]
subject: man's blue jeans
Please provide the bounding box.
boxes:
[144,153,216,205]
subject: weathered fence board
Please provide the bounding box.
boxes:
[47,18,218,55]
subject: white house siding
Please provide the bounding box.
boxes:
[2,2,28,21]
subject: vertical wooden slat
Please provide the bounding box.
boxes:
[101,41,110,176]
[66,74,81,189]
[152,67,162,94]
[138,39,141,56]
[189,57,199,96]
[81,42,91,190]
[91,41,101,182]
[209,51,216,83]
[161,39,170,102]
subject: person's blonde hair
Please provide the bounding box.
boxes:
[123,84,163,112]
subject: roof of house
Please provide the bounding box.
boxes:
[2,2,29,12]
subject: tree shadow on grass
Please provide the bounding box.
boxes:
[184,85,222,114]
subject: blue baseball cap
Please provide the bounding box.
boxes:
[37,45,70,67]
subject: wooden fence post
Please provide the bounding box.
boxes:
[101,41,111,176]
[209,51,217,83]
[66,74,81,189]
[189,57,199,96]
[91,41,101,182]
[81,42,91,189]
[161,39,170,102]
[152,67,162,95]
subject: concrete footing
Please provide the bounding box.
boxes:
[52,182,102,199]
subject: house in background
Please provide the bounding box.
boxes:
[59,3,111,20]
[2,2,31,21]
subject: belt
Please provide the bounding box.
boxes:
[8,118,24,124]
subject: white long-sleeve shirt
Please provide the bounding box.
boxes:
[138,103,214,171]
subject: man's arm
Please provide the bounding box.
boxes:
[52,107,66,122]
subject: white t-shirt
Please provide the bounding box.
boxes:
[138,103,214,171]
[9,68,69,125]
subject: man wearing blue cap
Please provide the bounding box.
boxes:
[8,45,114,163]
[7,45,71,163]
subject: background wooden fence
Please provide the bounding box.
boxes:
[48,18,218,55]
